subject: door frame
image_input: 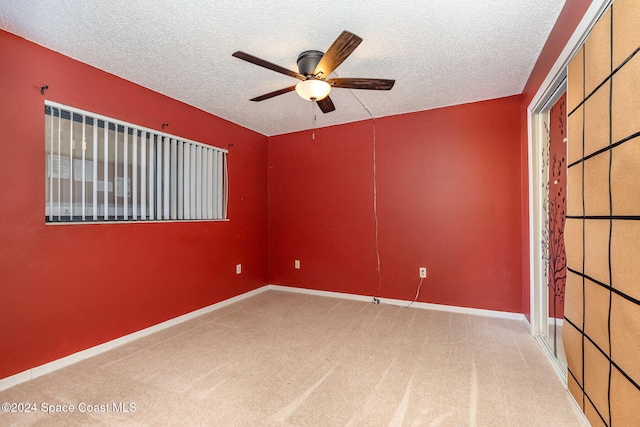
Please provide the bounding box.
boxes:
[527,0,612,380]
[531,81,567,377]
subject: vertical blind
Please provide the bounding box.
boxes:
[45,101,228,222]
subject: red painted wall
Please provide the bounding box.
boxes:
[269,95,524,312]
[519,0,594,320]
[0,31,269,380]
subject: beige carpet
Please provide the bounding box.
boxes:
[0,290,586,426]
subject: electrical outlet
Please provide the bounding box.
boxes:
[419,267,427,278]
[236,264,241,274]
[295,260,301,269]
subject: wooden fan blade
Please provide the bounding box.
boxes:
[313,31,363,77]
[250,86,297,102]
[316,96,336,114]
[327,78,395,90]
[232,51,305,80]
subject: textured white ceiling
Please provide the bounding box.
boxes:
[0,0,565,136]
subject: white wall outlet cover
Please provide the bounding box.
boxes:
[295,260,300,269]
[419,268,427,278]
[236,264,241,274]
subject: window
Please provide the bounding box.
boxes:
[44,101,227,223]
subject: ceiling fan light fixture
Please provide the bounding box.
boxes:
[295,79,331,101]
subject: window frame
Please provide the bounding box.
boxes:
[44,100,228,224]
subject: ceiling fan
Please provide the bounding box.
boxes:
[232,31,395,114]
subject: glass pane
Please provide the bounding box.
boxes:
[106,123,117,219]
[83,117,95,219]
[45,108,73,220]
[544,93,568,368]
[71,113,84,218]
[94,120,103,219]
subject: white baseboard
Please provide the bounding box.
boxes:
[267,284,528,322]
[267,285,374,303]
[1,284,528,391]
[0,285,270,392]
[523,316,533,334]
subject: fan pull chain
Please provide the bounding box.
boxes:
[311,99,316,140]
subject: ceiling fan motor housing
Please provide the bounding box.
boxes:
[297,50,324,76]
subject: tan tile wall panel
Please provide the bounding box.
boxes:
[584,9,612,96]
[584,84,611,157]
[611,139,640,216]
[564,218,583,272]
[610,367,640,426]
[611,220,640,302]
[568,373,584,412]
[610,294,640,383]
[567,163,583,216]
[565,271,584,326]
[612,0,640,69]
[583,339,611,426]
[583,219,610,285]
[583,154,610,216]
[567,105,584,165]
[563,322,584,386]
[611,54,640,143]
[568,47,585,113]
[585,400,608,427]
[584,279,611,353]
